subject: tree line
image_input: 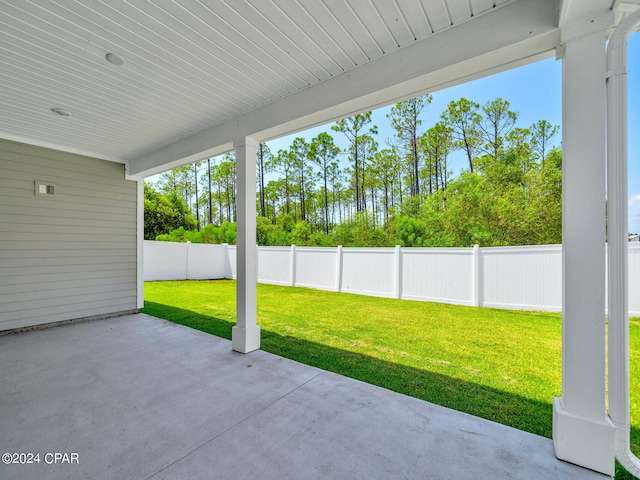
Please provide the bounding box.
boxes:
[144,95,561,247]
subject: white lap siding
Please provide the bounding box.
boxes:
[0,140,137,330]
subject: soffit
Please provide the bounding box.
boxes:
[0,0,523,163]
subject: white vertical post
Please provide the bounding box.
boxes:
[335,245,343,292]
[222,243,230,279]
[290,244,297,287]
[394,245,402,299]
[232,137,260,353]
[135,177,144,308]
[552,27,615,476]
[185,241,191,280]
[472,244,480,307]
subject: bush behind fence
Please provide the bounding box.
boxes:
[144,241,640,316]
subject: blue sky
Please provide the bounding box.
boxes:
[268,33,640,235]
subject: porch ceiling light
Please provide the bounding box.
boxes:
[50,108,70,117]
[105,53,124,66]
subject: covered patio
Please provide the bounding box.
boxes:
[1,313,606,479]
[1,0,640,477]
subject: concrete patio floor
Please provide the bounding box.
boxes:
[0,313,609,480]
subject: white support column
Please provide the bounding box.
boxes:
[552,28,615,476]
[136,177,144,309]
[125,173,145,309]
[232,137,260,353]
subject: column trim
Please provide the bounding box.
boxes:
[553,398,615,475]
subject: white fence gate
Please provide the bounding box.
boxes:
[144,241,640,316]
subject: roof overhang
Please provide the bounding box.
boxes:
[129,0,560,177]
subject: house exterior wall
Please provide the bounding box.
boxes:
[0,139,138,331]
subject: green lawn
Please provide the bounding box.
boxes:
[142,279,640,473]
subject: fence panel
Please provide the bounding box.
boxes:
[144,241,188,281]
[401,248,474,305]
[226,245,237,279]
[295,247,338,290]
[341,248,395,297]
[186,243,227,280]
[480,245,562,311]
[144,241,228,281]
[257,247,291,285]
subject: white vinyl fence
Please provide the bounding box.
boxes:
[143,241,228,281]
[144,241,640,316]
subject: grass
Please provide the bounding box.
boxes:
[143,279,640,476]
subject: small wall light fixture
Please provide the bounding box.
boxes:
[35,180,56,197]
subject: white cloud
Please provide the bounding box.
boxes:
[629,193,640,234]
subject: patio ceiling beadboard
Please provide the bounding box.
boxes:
[0,0,561,171]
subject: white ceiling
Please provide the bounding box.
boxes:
[0,0,617,176]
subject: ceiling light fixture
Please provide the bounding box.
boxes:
[105,52,124,66]
[50,108,70,117]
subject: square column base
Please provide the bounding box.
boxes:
[232,325,261,353]
[553,397,615,476]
